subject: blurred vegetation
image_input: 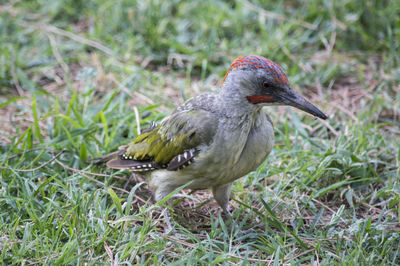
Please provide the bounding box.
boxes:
[0,0,399,264]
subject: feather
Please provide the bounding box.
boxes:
[106,106,217,172]
[167,148,196,171]
[122,109,217,165]
[91,145,128,164]
[106,158,163,171]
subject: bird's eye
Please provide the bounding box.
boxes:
[263,81,272,89]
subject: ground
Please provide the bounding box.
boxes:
[0,0,399,264]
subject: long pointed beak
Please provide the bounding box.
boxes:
[280,89,327,120]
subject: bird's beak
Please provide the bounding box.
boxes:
[279,89,328,120]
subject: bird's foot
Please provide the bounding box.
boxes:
[222,211,258,239]
[235,227,258,239]
[163,225,190,240]
[161,207,190,240]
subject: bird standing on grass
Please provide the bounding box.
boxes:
[106,55,327,230]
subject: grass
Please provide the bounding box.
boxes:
[1,0,399,264]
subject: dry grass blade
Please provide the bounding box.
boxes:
[242,0,317,30]
[42,24,116,57]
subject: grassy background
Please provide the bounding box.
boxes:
[1,0,399,264]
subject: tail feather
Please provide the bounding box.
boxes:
[91,145,128,165]
[106,158,163,172]
[91,151,120,164]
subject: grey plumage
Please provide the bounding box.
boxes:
[106,55,327,229]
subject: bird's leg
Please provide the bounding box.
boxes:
[154,188,191,240]
[154,188,176,234]
[212,182,234,221]
[160,204,174,233]
[212,183,257,237]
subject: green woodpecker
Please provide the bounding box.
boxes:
[107,55,327,229]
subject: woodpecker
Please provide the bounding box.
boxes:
[106,55,327,229]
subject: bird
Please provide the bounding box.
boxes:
[106,55,327,231]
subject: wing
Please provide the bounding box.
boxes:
[106,109,218,171]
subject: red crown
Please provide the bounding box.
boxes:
[222,55,289,85]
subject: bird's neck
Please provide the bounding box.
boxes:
[218,74,262,118]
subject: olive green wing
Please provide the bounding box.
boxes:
[106,109,217,171]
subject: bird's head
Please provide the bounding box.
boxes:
[222,55,327,120]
